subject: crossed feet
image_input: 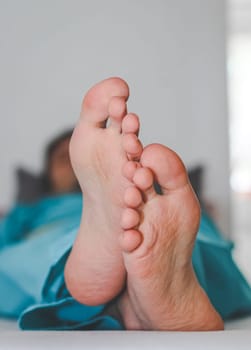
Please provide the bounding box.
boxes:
[64,78,224,331]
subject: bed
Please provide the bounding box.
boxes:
[1,317,251,350]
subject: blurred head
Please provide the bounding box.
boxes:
[44,129,79,194]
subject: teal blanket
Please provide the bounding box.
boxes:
[0,194,251,330]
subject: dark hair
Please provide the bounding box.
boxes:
[44,129,74,172]
[42,128,80,193]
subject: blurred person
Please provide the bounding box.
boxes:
[0,129,81,250]
[43,129,80,195]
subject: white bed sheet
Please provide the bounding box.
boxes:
[1,317,251,350]
[0,330,251,350]
[0,318,18,331]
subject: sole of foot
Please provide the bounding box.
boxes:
[65,77,143,305]
[118,144,224,331]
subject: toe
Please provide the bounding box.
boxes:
[124,186,143,208]
[119,229,142,253]
[121,208,140,230]
[108,96,127,132]
[123,134,143,161]
[140,144,190,194]
[81,77,129,128]
[123,161,141,181]
[122,113,140,135]
[132,167,156,201]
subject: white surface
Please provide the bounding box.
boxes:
[0,0,230,235]
[0,318,18,331]
[0,330,251,350]
[1,317,251,349]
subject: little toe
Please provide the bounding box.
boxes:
[108,96,127,132]
[122,113,140,135]
[119,229,142,253]
[123,134,143,161]
[81,77,129,128]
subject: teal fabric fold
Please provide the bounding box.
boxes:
[1,194,251,330]
[0,194,82,249]
[193,213,251,319]
[19,298,123,330]
[0,194,82,318]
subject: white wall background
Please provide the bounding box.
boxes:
[0,0,230,234]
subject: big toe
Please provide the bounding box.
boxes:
[140,144,190,194]
[81,77,129,127]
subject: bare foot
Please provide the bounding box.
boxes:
[64,77,143,305]
[118,144,224,331]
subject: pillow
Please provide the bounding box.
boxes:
[15,168,47,204]
[187,165,204,203]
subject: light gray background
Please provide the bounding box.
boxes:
[0,0,230,234]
